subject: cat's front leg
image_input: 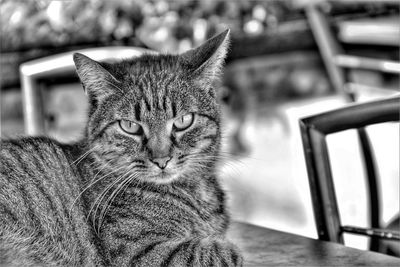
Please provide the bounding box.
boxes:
[127,237,243,267]
[194,238,243,267]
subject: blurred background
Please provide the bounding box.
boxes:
[1,0,399,252]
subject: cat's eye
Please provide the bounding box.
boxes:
[119,120,143,135]
[173,113,194,131]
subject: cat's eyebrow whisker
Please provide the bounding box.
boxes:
[103,80,124,94]
[102,81,134,104]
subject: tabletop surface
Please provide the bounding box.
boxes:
[227,222,400,266]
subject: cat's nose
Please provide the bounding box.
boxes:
[151,156,171,169]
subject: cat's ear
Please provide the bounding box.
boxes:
[73,53,119,100]
[180,29,230,82]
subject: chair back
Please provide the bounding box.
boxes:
[300,96,400,250]
[304,1,399,252]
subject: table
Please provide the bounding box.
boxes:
[227,222,400,266]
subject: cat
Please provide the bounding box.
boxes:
[0,29,243,266]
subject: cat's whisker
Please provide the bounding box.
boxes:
[219,150,263,163]
[82,161,111,188]
[182,154,231,163]
[87,159,101,167]
[71,145,99,166]
[71,146,96,165]
[97,171,145,232]
[85,165,127,225]
[68,160,113,215]
[195,156,245,181]
[96,171,134,228]
[216,156,247,169]
[183,155,243,177]
[88,177,121,226]
[97,171,143,233]
[185,152,247,168]
[90,166,136,233]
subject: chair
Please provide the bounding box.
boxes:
[304,0,400,102]
[303,1,399,253]
[299,96,400,255]
[19,47,154,136]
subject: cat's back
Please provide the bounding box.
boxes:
[1,137,72,180]
[0,137,104,266]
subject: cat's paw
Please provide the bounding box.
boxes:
[198,239,243,267]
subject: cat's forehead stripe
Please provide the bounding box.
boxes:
[134,103,141,121]
[129,69,183,120]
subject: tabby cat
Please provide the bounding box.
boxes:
[0,29,243,266]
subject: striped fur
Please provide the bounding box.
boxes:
[0,138,103,266]
[0,29,242,266]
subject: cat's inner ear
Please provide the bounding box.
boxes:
[73,53,119,99]
[180,29,230,81]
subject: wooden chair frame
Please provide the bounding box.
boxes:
[304,1,399,252]
[300,96,400,248]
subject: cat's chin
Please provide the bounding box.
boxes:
[145,172,179,184]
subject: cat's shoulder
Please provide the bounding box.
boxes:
[1,136,82,176]
[0,136,73,162]
[1,136,62,152]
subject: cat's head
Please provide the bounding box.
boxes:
[73,30,230,184]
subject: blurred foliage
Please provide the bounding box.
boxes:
[0,0,144,51]
[0,0,303,52]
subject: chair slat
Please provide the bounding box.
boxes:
[342,226,400,241]
[335,55,400,74]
